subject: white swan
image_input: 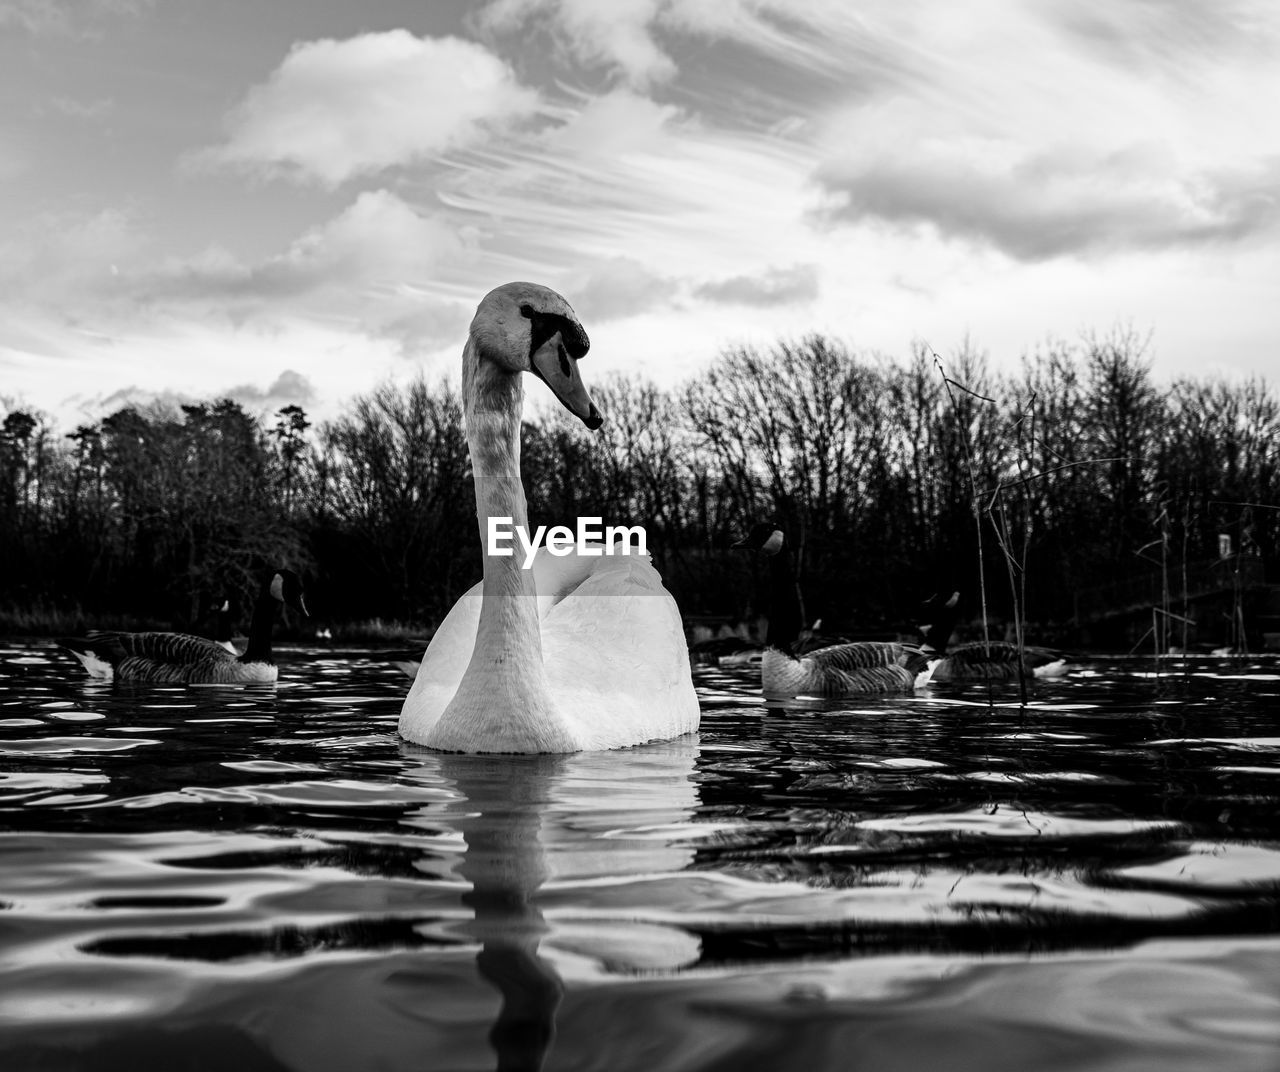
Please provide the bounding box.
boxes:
[398,282,700,753]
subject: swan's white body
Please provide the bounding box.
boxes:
[402,545,698,750]
[398,282,699,753]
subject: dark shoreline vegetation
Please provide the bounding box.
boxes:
[3,329,1277,651]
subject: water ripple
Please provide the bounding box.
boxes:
[1,645,1278,1071]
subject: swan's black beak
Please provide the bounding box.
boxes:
[531,330,603,430]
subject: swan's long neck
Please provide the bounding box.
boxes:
[438,344,578,752]
[467,358,545,665]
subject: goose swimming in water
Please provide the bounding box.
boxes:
[916,591,1068,681]
[60,569,308,684]
[398,282,699,753]
[734,522,934,698]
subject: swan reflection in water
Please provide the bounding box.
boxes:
[424,738,702,1071]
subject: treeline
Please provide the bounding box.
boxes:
[2,330,1276,641]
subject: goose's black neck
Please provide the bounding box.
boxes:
[764,546,804,655]
[238,585,279,664]
[919,600,961,657]
[919,632,948,657]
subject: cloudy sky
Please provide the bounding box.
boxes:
[3,0,1278,428]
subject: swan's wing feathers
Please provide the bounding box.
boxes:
[401,550,699,750]
[401,581,483,741]
[542,557,699,748]
[530,544,652,612]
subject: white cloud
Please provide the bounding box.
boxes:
[224,369,318,412]
[816,144,1280,261]
[695,264,818,306]
[0,207,144,308]
[0,0,151,34]
[278,189,462,284]
[89,371,320,422]
[196,30,540,186]
[433,87,821,282]
[1048,1,1280,74]
[0,207,139,271]
[482,0,675,87]
[567,256,679,321]
[478,0,882,87]
[0,133,29,180]
[151,189,465,300]
[48,95,115,120]
[474,1,1280,266]
[137,191,475,351]
[15,316,415,430]
[0,192,475,356]
[8,0,1280,434]
[806,2,1280,260]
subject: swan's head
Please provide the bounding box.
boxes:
[470,281,602,430]
[732,522,786,556]
[268,569,309,618]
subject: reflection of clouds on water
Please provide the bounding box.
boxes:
[419,739,703,1070]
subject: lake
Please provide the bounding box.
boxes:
[1,642,1278,1071]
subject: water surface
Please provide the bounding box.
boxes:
[1,643,1278,1071]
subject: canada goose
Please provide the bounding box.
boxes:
[398,282,700,752]
[917,591,1068,681]
[210,598,242,654]
[60,569,308,684]
[733,522,934,697]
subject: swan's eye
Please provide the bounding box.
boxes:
[527,312,557,356]
[523,306,588,362]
